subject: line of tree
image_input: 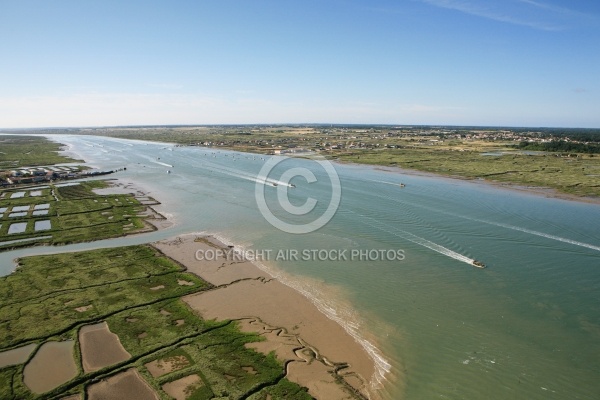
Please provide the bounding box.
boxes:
[515,140,600,154]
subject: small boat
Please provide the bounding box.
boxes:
[290,183,296,188]
[472,260,486,269]
[399,183,406,188]
[272,183,278,187]
[167,170,171,174]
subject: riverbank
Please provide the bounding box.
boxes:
[356,163,600,206]
[0,244,314,399]
[153,234,383,399]
[22,126,600,199]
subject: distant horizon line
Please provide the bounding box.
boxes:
[2,123,599,131]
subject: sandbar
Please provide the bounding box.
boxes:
[154,235,378,399]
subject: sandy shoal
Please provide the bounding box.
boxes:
[154,235,378,399]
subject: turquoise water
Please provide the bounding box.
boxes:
[1,135,599,399]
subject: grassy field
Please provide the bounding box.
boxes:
[0,245,312,400]
[0,181,153,251]
[334,147,600,197]
[0,135,79,168]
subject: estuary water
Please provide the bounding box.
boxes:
[1,134,599,399]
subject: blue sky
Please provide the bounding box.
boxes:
[1,0,599,128]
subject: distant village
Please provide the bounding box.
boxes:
[175,126,599,154]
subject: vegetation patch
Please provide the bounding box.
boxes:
[0,181,154,251]
[0,135,79,168]
[0,245,311,399]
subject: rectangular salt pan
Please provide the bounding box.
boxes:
[34,204,50,210]
[9,212,27,218]
[32,210,49,216]
[30,190,43,196]
[8,223,27,234]
[10,192,25,198]
[34,220,51,231]
[12,206,30,212]
[0,207,7,213]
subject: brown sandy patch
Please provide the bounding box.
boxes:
[161,374,203,400]
[240,319,358,399]
[88,368,158,400]
[184,279,374,398]
[153,236,264,286]
[240,319,300,361]
[0,343,37,368]
[74,304,93,312]
[138,332,148,339]
[242,366,257,375]
[177,279,194,286]
[160,309,171,316]
[23,341,77,394]
[79,321,131,373]
[126,317,139,323]
[165,235,377,399]
[150,285,165,291]
[144,355,190,378]
[288,359,356,400]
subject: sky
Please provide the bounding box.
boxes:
[1,0,599,128]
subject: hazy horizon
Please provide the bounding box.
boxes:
[1,1,599,128]
[3,123,599,131]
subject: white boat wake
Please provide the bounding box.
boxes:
[366,183,600,253]
[347,209,475,266]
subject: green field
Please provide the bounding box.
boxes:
[0,245,312,400]
[335,147,600,197]
[0,181,154,251]
[0,135,79,168]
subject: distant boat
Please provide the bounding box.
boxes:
[290,183,296,188]
[399,183,406,188]
[472,260,486,269]
[167,170,171,174]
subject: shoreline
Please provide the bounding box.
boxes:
[338,160,600,206]
[55,132,600,206]
[153,234,387,400]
